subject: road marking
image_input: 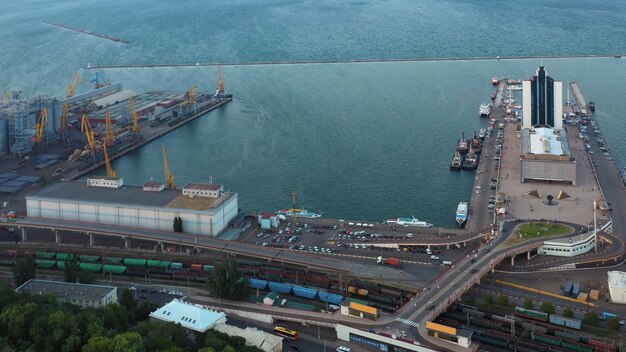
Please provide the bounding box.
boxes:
[396,317,420,327]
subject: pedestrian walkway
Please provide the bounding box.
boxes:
[396,317,420,327]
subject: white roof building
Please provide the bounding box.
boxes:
[213,324,283,352]
[149,299,226,333]
[608,271,626,304]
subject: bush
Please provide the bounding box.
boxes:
[540,302,555,315]
[583,312,600,326]
[562,307,574,318]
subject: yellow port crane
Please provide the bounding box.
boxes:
[105,107,115,147]
[66,72,80,98]
[59,102,69,133]
[128,96,140,133]
[162,145,175,188]
[35,106,48,144]
[80,113,95,153]
[103,143,116,177]
[217,65,225,95]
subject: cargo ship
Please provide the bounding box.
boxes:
[385,217,433,228]
[277,209,322,219]
[450,151,462,170]
[456,202,468,225]
[457,133,470,154]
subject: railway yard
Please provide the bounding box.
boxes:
[1,70,626,351]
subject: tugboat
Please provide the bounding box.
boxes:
[491,77,500,86]
[462,148,479,170]
[470,132,482,154]
[588,101,596,113]
[456,133,470,154]
[478,128,486,140]
[450,151,463,170]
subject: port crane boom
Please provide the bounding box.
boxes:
[105,107,115,146]
[162,145,175,188]
[103,144,116,177]
[128,96,140,133]
[35,106,48,144]
[80,113,95,153]
[66,72,80,98]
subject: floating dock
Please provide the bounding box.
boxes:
[43,21,130,44]
[568,82,590,116]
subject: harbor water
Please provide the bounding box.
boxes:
[1,0,626,226]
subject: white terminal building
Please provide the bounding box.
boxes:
[537,232,596,257]
[26,176,238,236]
[520,65,576,185]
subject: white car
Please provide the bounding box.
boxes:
[406,233,414,238]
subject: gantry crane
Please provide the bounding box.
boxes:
[66,72,80,98]
[128,96,140,133]
[35,106,48,144]
[105,107,115,147]
[80,113,95,153]
[217,65,225,96]
[103,143,116,177]
[59,101,69,133]
[162,145,175,188]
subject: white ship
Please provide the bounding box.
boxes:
[277,208,322,218]
[386,217,433,228]
[456,202,468,225]
[479,103,492,117]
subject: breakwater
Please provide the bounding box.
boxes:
[43,21,130,44]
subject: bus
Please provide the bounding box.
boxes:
[273,326,299,340]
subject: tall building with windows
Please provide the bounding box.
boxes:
[522,65,563,130]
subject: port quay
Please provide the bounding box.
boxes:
[2,65,626,352]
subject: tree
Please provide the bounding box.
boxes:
[119,288,137,312]
[63,254,80,283]
[173,216,183,232]
[133,301,159,321]
[13,256,36,287]
[540,302,555,314]
[523,298,534,310]
[83,336,113,352]
[607,317,621,331]
[583,312,600,326]
[562,307,574,318]
[78,270,97,284]
[110,331,145,352]
[496,294,509,306]
[207,258,250,300]
[484,294,494,305]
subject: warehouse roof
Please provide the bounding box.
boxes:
[521,127,572,156]
[608,271,626,289]
[91,89,136,108]
[150,299,225,333]
[213,324,282,352]
[27,180,234,211]
[183,183,223,191]
[15,279,115,300]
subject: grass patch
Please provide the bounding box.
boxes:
[504,222,573,246]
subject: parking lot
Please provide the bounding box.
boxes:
[240,220,478,266]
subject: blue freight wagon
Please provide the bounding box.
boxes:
[602,312,618,320]
[572,283,580,298]
[319,291,344,305]
[268,281,293,294]
[293,286,319,299]
[563,282,573,296]
[248,279,269,290]
[549,314,582,330]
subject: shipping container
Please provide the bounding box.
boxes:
[103,256,123,264]
[35,259,57,268]
[572,283,580,298]
[293,286,319,299]
[589,289,599,300]
[576,292,588,302]
[318,291,344,305]
[123,258,147,266]
[191,264,203,271]
[564,282,573,296]
[549,314,582,330]
[268,281,293,294]
[79,263,103,272]
[103,265,127,274]
[249,279,269,290]
[348,286,357,294]
[357,289,369,296]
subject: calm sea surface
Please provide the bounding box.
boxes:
[1,0,625,226]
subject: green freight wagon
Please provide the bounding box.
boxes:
[36,251,56,259]
[78,255,100,262]
[103,265,127,274]
[368,293,394,304]
[56,261,65,269]
[146,260,169,268]
[555,330,583,342]
[170,262,183,270]
[561,340,594,352]
[103,257,123,264]
[123,258,147,266]
[514,306,549,321]
[202,265,213,272]
[35,259,57,268]
[531,332,561,346]
[477,334,509,348]
[79,263,103,272]
[55,253,72,260]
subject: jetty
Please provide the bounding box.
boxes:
[568,82,590,116]
[43,21,130,44]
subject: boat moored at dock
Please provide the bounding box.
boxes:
[386,217,433,228]
[479,102,492,117]
[470,133,482,154]
[456,202,468,225]
[450,152,463,170]
[462,150,478,170]
[478,128,486,139]
[457,133,469,154]
[277,209,322,219]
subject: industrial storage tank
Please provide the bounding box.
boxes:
[0,119,7,155]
